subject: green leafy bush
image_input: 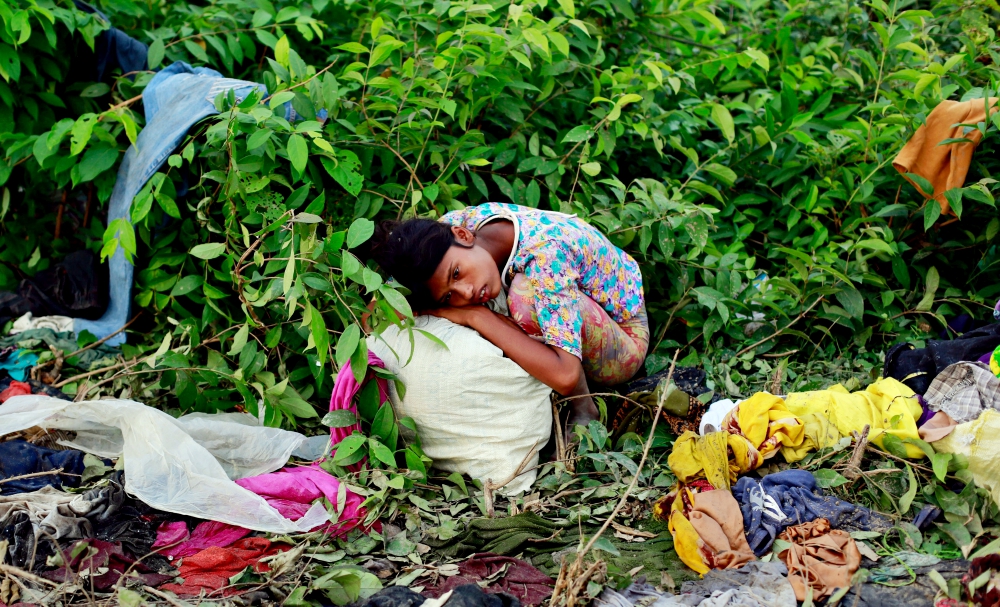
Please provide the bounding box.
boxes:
[2,0,1000,468]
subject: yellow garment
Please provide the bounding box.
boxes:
[667,486,709,575]
[668,431,755,489]
[782,378,924,461]
[666,487,755,575]
[669,393,806,488]
[721,392,805,462]
[936,409,1000,507]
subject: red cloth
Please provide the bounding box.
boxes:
[422,553,555,607]
[153,520,251,558]
[158,537,287,597]
[0,381,31,403]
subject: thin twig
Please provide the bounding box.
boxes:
[143,585,191,607]
[0,468,70,484]
[735,296,825,357]
[0,564,61,588]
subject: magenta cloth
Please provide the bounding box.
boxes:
[329,352,389,469]
[153,520,250,558]
[236,465,366,537]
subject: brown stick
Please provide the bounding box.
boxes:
[735,296,825,357]
[0,468,69,485]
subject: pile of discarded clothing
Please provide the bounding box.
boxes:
[0,391,368,599]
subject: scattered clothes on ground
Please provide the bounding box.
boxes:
[0,439,86,494]
[935,409,1000,509]
[86,472,164,559]
[0,350,38,382]
[367,317,553,495]
[778,518,861,602]
[0,395,330,533]
[0,375,73,402]
[0,380,30,403]
[842,558,969,607]
[668,393,804,490]
[73,63,304,346]
[355,584,521,607]
[596,561,795,607]
[0,251,107,328]
[423,512,573,558]
[158,537,289,597]
[0,485,119,566]
[422,554,554,607]
[236,465,367,536]
[924,361,1000,423]
[699,399,739,435]
[0,328,119,368]
[783,378,924,460]
[667,488,755,575]
[154,520,249,558]
[734,469,893,556]
[884,326,1000,395]
[41,538,172,590]
[893,97,999,214]
[10,313,74,334]
[328,352,388,472]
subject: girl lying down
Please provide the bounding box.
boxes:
[368,202,648,429]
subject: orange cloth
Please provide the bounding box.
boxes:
[668,488,755,574]
[778,518,861,601]
[894,98,999,214]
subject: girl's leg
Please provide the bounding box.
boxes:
[508,274,650,424]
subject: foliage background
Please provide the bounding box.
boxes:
[3,0,1000,466]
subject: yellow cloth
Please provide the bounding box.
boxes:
[669,392,806,488]
[935,409,1000,507]
[666,487,755,575]
[721,392,805,463]
[782,378,924,461]
[668,431,754,489]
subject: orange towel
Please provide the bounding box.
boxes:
[893,98,998,214]
[778,518,861,601]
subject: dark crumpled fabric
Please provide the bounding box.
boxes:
[87,471,164,559]
[422,554,554,607]
[0,439,86,494]
[885,324,1000,395]
[41,538,173,590]
[595,562,795,607]
[0,251,107,327]
[612,367,718,439]
[422,513,573,558]
[0,329,119,368]
[354,585,521,607]
[70,0,148,81]
[734,469,893,556]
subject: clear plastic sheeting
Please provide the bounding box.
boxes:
[0,395,329,533]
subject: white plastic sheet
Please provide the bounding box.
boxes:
[0,395,329,533]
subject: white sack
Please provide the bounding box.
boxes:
[368,316,552,494]
[0,395,328,533]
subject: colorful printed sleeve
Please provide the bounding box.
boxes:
[523,242,584,358]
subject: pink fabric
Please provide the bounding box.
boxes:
[236,465,366,537]
[329,352,389,470]
[153,520,250,558]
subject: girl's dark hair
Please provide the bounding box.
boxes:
[367,219,461,309]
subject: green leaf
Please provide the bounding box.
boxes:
[835,287,864,319]
[899,464,917,513]
[229,324,249,356]
[287,134,308,174]
[562,125,593,143]
[905,172,934,197]
[147,38,164,69]
[931,452,952,482]
[591,536,620,556]
[73,146,118,185]
[923,200,941,231]
[190,242,227,260]
[813,468,850,488]
[336,42,370,54]
[170,275,203,297]
[711,104,735,142]
[333,433,368,463]
[347,218,375,248]
[322,409,359,428]
[704,162,736,186]
[379,285,413,318]
[336,324,361,367]
[915,266,939,311]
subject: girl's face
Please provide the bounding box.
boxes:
[425,226,503,307]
